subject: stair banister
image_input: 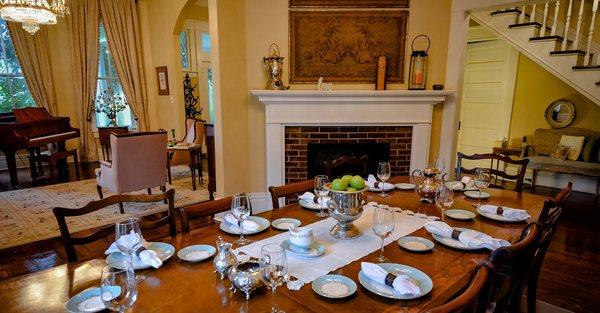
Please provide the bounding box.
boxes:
[551,1,560,36]
[584,0,599,65]
[531,3,538,22]
[541,1,550,36]
[571,0,586,50]
[562,0,574,50]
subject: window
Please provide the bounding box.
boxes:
[179,31,190,69]
[96,23,133,128]
[0,20,35,113]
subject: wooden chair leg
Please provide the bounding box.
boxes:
[73,153,80,180]
[48,160,56,182]
[147,188,152,195]
[527,275,538,313]
[160,185,167,204]
[198,153,204,184]
[97,185,103,199]
[118,202,125,214]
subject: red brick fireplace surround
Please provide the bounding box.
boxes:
[284,126,412,183]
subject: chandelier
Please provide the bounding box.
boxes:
[0,0,69,35]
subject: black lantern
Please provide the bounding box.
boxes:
[408,35,430,90]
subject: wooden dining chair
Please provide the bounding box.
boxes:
[52,189,177,263]
[325,155,369,180]
[178,197,232,233]
[456,152,529,192]
[427,265,491,313]
[268,179,314,210]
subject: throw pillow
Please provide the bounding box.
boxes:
[559,135,585,161]
[580,136,599,162]
[550,144,571,161]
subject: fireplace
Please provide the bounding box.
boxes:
[307,142,390,178]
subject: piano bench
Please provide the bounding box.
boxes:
[33,149,81,182]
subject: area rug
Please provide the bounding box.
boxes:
[0,165,210,250]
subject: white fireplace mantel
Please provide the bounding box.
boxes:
[251,89,454,190]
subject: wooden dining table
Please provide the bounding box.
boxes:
[0,177,548,313]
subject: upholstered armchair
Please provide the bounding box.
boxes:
[96,131,168,213]
[167,118,205,190]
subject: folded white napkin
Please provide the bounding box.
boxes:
[424,221,510,250]
[451,177,475,190]
[479,205,530,220]
[361,262,421,296]
[224,213,259,231]
[298,192,330,206]
[367,175,395,191]
[105,231,163,268]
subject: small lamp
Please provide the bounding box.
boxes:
[408,35,430,90]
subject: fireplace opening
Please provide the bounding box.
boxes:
[307,142,390,178]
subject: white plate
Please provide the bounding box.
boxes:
[358,263,433,300]
[271,218,301,230]
[66,287,119,313]
[430,227,482,251]
[395,183,416,190]
[177,244,216,262]
[281,239,325,258]
[299,199,323,210]
[476,207,528,223]
[397,236,434,252]
[444,209,476,220]
[312,275,357,299]
[106,242,175,270]
[219,216,270,235]
[445,181,478,192]
[464,191,490,199]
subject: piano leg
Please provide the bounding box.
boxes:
[27,149,39,180]
[5,152,20,188]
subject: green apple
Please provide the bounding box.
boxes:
[350,175,365,190]
[341,175,353,185]
[331,178,349,191]
[347,187,357,192]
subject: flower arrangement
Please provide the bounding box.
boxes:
[94,88,128,127]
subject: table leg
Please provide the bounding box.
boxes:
[531,169,537,193]
[190,150,197,191]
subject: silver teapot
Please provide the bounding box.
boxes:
[213,236,237,279]
[227,261,264,300]
[411,166,447,203]
[326,186,368,239]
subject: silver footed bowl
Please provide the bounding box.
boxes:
[227,261,264,300]
[325,184,368,240]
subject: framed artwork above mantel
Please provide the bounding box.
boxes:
[289,0,409,8]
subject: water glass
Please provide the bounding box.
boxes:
[377,162,391,198]
[115,218,145,282]
[101,266,137,313]
[372,207,395,263]
[231,193,252,246]
[260,243,288,313]
[435,185,454,220]
[474,168,491,208]
[434,157,446,174]
[314,175,329,217]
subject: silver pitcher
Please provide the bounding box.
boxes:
[326,186,368,239]
[227,261,264,300]
[411,166,447,203]
[213,236,237,279]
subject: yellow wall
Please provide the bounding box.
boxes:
[509,54,600,146]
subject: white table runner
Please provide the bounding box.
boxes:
[235,202,437,290]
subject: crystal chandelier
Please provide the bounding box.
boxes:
[0,0,69,35]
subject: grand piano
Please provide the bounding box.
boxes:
[0,107,80,188]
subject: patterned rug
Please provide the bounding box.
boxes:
[0,165,210,250]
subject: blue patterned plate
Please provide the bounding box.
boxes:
[444,209,476,220]
[65,286,120,313]
[177,244,216,262]
[106,242,175,270]
[397,236,434,252]
[219,216,270,235]
[358,263,433,300]
[281,239,325,258]
[312,274,357,299]
[271,218,301,230]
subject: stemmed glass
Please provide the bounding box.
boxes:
[377,162,391,198]
[435,185,454,221]
[260,243,288,313]
[474,168,491,208]
[314,175,329,218]
[231,193,252,246]
[434,157,446,175]
[101,266,137,313]
[372,207,395,263]
[115,218,145,283]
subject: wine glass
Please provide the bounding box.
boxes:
[231,193,252,246]
[101,266,137,313]
[434,157,446,179]
[260,243,288,313]
[115,218,145,283]
[435,185,454,220]
[474,168,491,208]
[314,175,329,218]
[377,162,391,198]
[372,207,395,263]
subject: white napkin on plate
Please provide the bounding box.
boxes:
[367,175,395,191]
[424,221,510,250]
[224,213,259,231]
[360,262,421,296]
[451,177,475,190]
[105,231,163,268]
[298,192,330,206]
[479,205,530,220]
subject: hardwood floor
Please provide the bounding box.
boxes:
[0,165,598,312]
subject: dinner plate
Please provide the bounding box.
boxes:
[397,236,434,252]
[358,263,433,300]
[271,218,301,230]
[299,199,323,210]
[66,286,120,313]
[395,183,416,190]
[106,242,175,270]
[430,227,482,251]
[445,181,478,192]
[476,207,528,223]
[464,191,490,199]
[368,185,395,192]
[281,239,325,258]
[444,209,476,220]
[312,274,357,299]
[177,244,216,262]
[219,216,270,235]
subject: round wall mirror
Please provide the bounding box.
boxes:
[545,99,575,128]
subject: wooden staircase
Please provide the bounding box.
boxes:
[471,0,600,105]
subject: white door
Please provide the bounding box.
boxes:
[457,37,518,168]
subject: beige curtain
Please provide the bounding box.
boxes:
[67,0,99,162]
[6,24,57,115]
[99,0,150,131]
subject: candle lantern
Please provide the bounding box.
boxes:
[408,35,430,90]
